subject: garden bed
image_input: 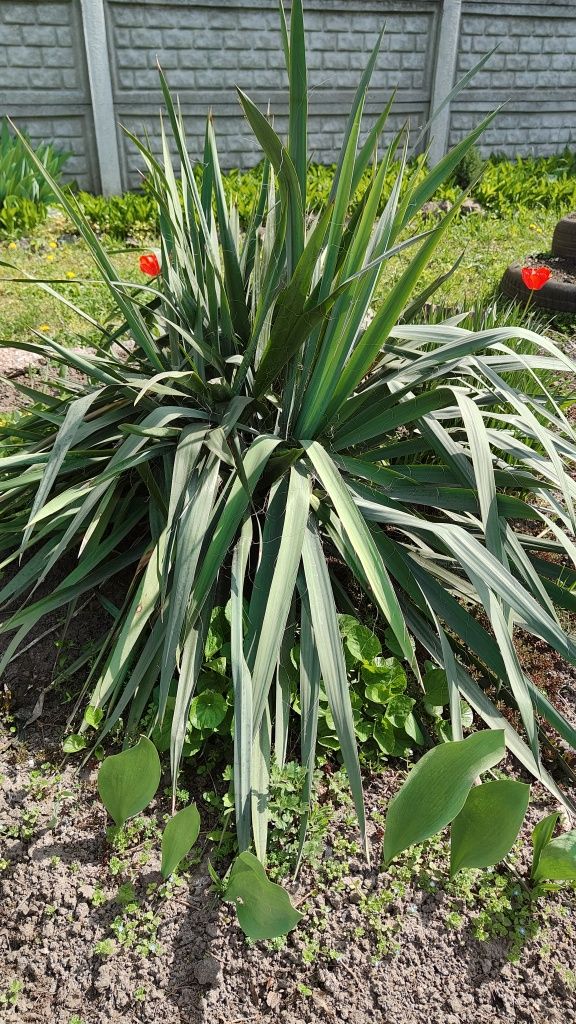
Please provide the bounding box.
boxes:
[1,662,575,1024]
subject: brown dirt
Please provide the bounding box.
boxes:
[2,694,576,1024]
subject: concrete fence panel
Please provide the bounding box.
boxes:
[0,0,574,194]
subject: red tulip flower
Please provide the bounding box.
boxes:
[521,265,551,290]
[139,252,161,277]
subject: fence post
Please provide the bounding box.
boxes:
[79,0,122,194]
[428,0,463,166]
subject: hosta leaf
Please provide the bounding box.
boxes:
[224,851,302,940]
[98,736,161,827]
[161,803,201,879]
[532,831,576,882]
[450,780,530,877]
[383,731,506,864]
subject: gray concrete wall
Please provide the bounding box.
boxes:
[1,0,575,194]
[0,1,100,190]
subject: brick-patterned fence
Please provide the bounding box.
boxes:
[1,0,575,194]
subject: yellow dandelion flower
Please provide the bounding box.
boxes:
[45,253,55,261]
[66,271,76,279]
[48,241,57,249]
[8,241,17,250]
[38,324,51,332]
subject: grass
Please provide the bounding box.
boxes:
[0,206,569,364]
[0,209,152,351]
[379,207,560,308]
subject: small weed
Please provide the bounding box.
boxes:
[301,938,340,965]
[554,964,576,992]
[107,815,161,854]
[25,762,61,799]
[358,890,402,961]
[108,855,129,877]
[109,906,162,957]
[0,979,23,1007]
[134,986,147,1002]
[297,983,313,997]
[93,938,116,957]
[91,886,107,907]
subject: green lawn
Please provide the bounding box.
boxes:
[380,207,560,308]
[0,205,568,355]
[0,209,153,351]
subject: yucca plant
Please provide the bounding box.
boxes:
[1,2,575,864]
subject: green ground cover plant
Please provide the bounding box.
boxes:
[0,0,575,942]
[73,149,576,243]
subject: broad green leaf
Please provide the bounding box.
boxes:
[423,665,449,708]
[83,706,104,729]
[450,780,530,877]
[404,603,575,815]
[338,614,381,662]
[98,736,161,827]
[161,803,201,879]
[531,812,560,878]
[62,734,88,754]
[383,730,506,864]
[373,719,397,754]
[189,690,227,730]
[532,831,576,883]
[224,851,302,940]
[386,694,415,727]
[365,681,395,705]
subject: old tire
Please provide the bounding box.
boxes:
[552,214,576,259]
[500,261,576,313]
